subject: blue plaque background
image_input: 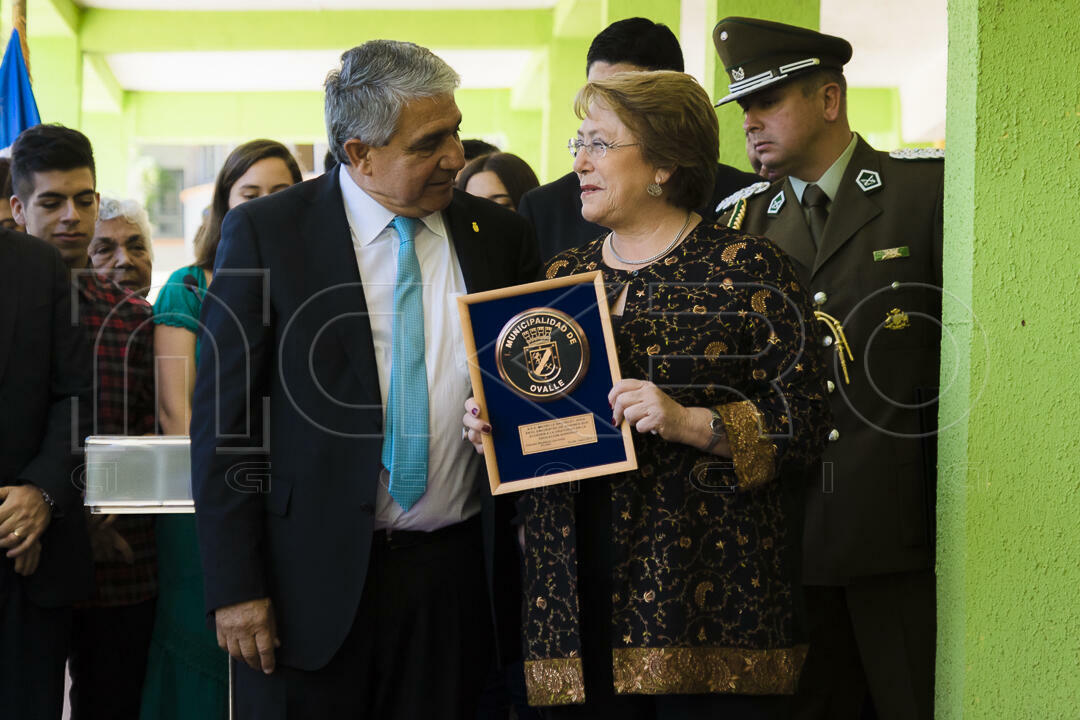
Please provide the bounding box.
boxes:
[466,280,630,486]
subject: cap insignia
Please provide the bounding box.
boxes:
[716,180,770,213]
[855,169,882,193]
[731,67,745,81]
[767,190,785,215]
[889,147,945,160]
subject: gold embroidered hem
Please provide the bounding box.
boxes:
[525,657,586,706]
[717,401,775,489]
[612,645,808,696]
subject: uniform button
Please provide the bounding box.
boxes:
[826,380,836,393]
[823,335,834,347]
[813,291,827,306]
[827,429,840,442]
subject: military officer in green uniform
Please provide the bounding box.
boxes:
[712,17,943,720]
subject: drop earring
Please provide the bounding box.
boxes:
[646,182,662,197]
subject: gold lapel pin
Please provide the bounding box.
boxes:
[471,221,479,232]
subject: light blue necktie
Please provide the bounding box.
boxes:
[381,216,429,511]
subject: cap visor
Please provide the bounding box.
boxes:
[713,74,796,106]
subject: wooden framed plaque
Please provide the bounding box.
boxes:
[457,271,637,494]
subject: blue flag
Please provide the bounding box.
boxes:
[0,29,40,150]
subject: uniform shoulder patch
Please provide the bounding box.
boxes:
[889,147,944,160]
[716,181,771,214]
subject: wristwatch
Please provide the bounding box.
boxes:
[704,407,725,453]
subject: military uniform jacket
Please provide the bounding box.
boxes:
[721,135,944,584]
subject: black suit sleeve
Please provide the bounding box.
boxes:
[17,246,92,516]
[191,205,273,614]
[516,213,542,284]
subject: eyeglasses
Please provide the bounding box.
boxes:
[567,138,641,159]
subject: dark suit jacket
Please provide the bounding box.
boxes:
[190,170,539,671]
[0,231,93,607]
[723,135,944,584]
[519,163,760,262]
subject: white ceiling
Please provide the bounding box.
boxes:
[105,49,536,92]
[83,0,946,141]
[78,0,556,8]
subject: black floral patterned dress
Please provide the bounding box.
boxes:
[517,221,831,706]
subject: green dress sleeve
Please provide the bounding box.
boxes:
[153,265,205,334]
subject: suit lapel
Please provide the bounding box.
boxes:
[813,137,883,275]
[0,239,18,383]
[444,191,489,293]
[765,178,817,273]
[301,170,381,404]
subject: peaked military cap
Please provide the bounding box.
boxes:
[712,17,852,106]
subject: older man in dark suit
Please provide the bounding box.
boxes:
[518,17,759,261]
[715,18,943,720]
[191,40,538,719]
[0,230,93,719]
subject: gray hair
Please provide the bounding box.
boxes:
[97,197,154,262]
[324,40,460,164]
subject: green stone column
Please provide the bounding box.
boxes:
[706,0,819,170]
[937,0,1080,717]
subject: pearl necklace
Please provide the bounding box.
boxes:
[606,212,692,266]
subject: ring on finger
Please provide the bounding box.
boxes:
[11,528,21,538]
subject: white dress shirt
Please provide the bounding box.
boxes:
[339,165,481,531]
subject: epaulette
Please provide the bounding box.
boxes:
[715,181,771,214]
[888,148,944,160]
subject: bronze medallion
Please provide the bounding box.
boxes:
[495,307,589,402]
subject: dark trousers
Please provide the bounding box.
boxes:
[795,571,935,720]
[235,517,495,720]
[68,597,157,720]
[0,574,71,720]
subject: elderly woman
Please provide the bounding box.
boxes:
[465,71,830,719]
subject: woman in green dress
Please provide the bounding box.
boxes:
[142,140,302,720]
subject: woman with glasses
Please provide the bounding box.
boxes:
[464,71,830,719]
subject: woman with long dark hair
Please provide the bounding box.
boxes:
[142,140,302,720]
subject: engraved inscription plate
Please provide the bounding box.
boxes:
[518,413,598,455]
[495,308,589,402]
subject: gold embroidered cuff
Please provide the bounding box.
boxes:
[612,645,808,696]
[717,401,775,490]
[524,657,585,706]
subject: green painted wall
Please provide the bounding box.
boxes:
[27,34,81,129]
[938,0,1080,717]
[847,87,901,153]
[707,0,820,170]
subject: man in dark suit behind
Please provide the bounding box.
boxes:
[0,230,93,719]
[714,18,943,720]
[518,17,759,261]
[191,40,539,719]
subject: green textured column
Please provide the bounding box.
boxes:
[937,0,1080,717]
[706,0,818,170]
